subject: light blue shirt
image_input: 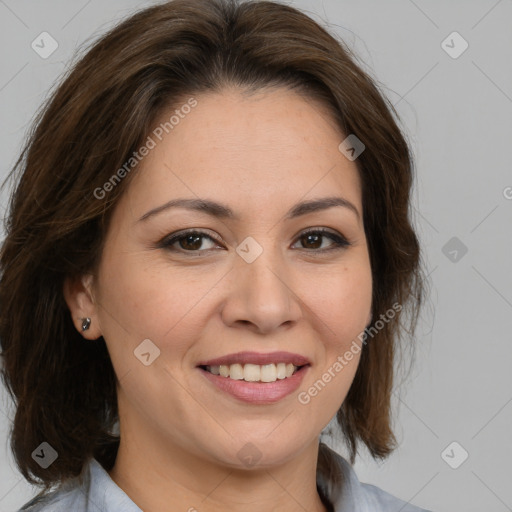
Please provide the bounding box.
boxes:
[18,447,432,511]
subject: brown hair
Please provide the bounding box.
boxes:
[0,0,424,496]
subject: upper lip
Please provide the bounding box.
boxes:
[197,351,311,367]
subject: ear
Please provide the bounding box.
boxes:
[63,274,103,340]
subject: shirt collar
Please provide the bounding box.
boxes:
[87,458,142,512]
[316,444,368,511]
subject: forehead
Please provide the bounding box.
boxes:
[124,87,362,218]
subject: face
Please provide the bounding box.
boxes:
[68,86,372,469]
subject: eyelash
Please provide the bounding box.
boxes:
[158,228,351,256]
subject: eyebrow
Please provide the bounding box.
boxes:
[138,196,360,222]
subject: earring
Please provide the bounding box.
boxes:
[81,317,92,332]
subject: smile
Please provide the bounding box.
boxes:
[202,362,301,383]
[196,351,311,403]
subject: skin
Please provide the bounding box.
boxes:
[64,86,373,512]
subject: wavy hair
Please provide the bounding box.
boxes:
[0,0,424,494]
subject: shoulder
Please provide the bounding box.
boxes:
[16,457,142,512]
[17,485,87,512]
[16,460,92,512]
[319,444,433,512]
[359,482,433,512]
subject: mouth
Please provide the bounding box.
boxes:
[195,351,311,398]
[199,362,306,383]
[197,363,310,405]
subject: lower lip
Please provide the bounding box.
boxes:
[198,365,309,404]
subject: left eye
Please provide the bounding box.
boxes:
[160,228,350,255]
[292,229,350,251]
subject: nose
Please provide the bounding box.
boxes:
[220,246,303,335]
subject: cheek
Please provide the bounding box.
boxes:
[95,247,223,356]
[299,263,372,343]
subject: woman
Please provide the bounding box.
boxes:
[0,0,429,510]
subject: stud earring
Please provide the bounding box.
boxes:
[81,317,92,332]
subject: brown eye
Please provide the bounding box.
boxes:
[179,233,204,251]
[158,227,351,257]
[161,230,222,254]
[293,229,351,252]
[301,232,323,249]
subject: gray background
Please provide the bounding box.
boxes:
[1,1,511,511]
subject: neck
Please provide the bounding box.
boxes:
[108,423,329,512]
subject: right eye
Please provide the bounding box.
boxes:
[159,229,224,255]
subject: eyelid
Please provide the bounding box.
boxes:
[158,228,223,249]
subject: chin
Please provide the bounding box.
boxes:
[206,431,316,470]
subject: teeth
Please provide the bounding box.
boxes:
[260,364,275,382]
[276,363,287,379]
[205,362,300,382]
[244,363,261,382]
[230,363,244,380]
